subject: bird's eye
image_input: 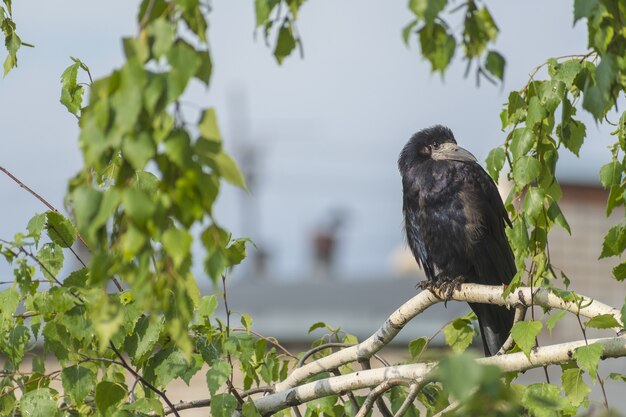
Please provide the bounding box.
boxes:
[431,143,440,150]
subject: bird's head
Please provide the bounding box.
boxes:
[398,125,477,172]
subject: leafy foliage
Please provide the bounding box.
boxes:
[1,1,626,416]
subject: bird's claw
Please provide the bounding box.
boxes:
[431,277,465,307]
[415,280,433,291]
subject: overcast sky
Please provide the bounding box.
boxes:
[0,1,616,281]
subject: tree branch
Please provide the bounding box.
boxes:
[253,335,626,415]
[277,284,622,391]
[247,284,624,415]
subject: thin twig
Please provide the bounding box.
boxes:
[0,165,123,291]
[575,304,609,409]
[0,165,89,249]
[354,378,410,417]
[222,275,245,405]
[359,359,394,417]
[393,381,421,417]
[161,386,275,416]
[232,327,296,359]
[331,368,360,414]
[108,343,182,417]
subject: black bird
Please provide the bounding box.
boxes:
[398,125,515,356]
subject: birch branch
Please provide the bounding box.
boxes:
[277,284,623,391]
[253,335,626,415]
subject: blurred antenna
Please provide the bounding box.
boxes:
[227,85,267,279]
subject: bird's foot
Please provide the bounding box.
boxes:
[415,280,433,291]
[438,277,465,307]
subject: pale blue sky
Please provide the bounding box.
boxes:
[0,1,616,281]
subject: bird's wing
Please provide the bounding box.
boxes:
[460,164,516,285]
[402,178,437,280]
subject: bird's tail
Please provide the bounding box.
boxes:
[469,302,515,356]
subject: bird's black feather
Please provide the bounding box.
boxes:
[399,125,515,356]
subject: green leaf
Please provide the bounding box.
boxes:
[585,314,620,329]
[506,93,527,125]
[507,217,529,258]
[599,160,622,188]
[512,155,541,187]
[583,55,618,119]
[274,22,296,64]
[561,368,590,407]
[436,354,482,402]
[125,316,164,364]
[308,321,334,334]
[600,222,626,258]
[38,242,64,280]
[573,0,598,22]
[45,211,77,248]
[242,401,263,417]
[408,0,447,24]
[212,152,247,189]
[525,96,546,127]
[62,365,96,404]
[95,381,127,415]
[206,360,232,395]
[551,59,582,87]
[162,227,192,268]
[167,40,202,101]
[255,0,278,26]
[60,61,84,116]
[419,22,455,73]
[547,201,571,234]
[573,343,604,379]
[122,133,155,170]
[609,372,626,383]
[198,108,222,142]
[195,49,212,85]
[19,389,57,417]
[122,37,149,63]
[241,313,253,332]
[122,188,156,226]
[612,262,626,282]
[485,147,505,181]
[511,320,542,358]
[509,128,537,161]
[27,213,46,244]
[402,20,418,46]
[408,337,428,360]
[443,317,475,353]
[621,299,626,330]
[484,50,505,80]
[557,119,585,157]
[149,18,175,58]
[521,383,560,417]
[211,394,238,417]
[546,310,567,334]
[198,295,218,321]
[4,325,29,366]
[523,187,545,221]
[149,347,189,387]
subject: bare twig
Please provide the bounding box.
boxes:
[222,275,245,405]
[0,165,124,291]
[393,381,422,417]
[575,303,609,409]
[359,358,394,417]
[354,378,410,417]
[496,305,527,355]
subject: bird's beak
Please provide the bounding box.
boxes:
[431,142,478,163]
